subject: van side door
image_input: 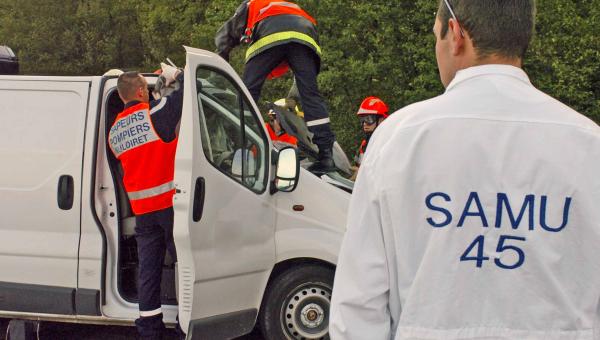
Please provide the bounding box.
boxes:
[174,47,276,338]
[0,79,89,315]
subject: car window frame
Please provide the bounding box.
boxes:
[194,65,270,195]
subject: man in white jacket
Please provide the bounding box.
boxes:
[329,1,600,339]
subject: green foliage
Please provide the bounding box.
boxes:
[1,0,598,152]
[525,0,600,124]
[0,0,145,75]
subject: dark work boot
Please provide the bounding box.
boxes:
[307,146,336,174]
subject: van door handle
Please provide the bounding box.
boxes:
[57,175,74,210]
[192,177,205,222]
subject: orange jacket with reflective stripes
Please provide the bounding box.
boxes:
[108,102,178,215]
[245,0,316,36]
[245,0,317,79]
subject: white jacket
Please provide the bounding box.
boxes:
[330,65,600,340]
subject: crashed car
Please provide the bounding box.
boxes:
[0,45,18,75]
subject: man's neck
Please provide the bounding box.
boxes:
[124,100,144,109]
[472,54,522,68]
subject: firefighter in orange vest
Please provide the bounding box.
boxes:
[108,66,183,339]
[265,99,299,149]
[354,97,390,167]
[215,0,336,173]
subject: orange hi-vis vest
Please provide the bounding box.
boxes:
[245,0,317,79]
[108,102,178,215]
[246,0,316,36]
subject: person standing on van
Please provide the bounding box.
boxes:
[108,66,183,339]
[330,0,600,339]
[215,0,336,173]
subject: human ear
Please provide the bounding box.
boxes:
[448,19,464,56]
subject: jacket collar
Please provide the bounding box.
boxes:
[445,64,531,93]
[124,100,142,110]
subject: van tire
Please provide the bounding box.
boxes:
[258,264,334,340]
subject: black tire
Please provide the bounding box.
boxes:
[259,264,335,340]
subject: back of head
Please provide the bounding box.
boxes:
[438,0,536,60]
[117,71,143,103]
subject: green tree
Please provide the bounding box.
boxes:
[525,0,600,123]
[1,0,598,153]
[0,0,144,75]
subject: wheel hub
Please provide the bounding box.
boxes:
[300,303,325,328]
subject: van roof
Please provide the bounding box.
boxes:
[0,75,99,82]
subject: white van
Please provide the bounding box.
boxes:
[0,46,350,339]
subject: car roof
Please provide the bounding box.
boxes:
[0,46,16,58]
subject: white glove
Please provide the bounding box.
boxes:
[160,63,181,86]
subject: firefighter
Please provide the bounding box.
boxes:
[354,96,390,167]
[108,65,183,339]
[265,99,299,149]
[215,0,335,172]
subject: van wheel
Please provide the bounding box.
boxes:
[259,264,334,340]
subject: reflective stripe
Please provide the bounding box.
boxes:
[139,307,162,317]
[150,97,167,115]
[306,117,330,127]
[128,181,175,200]
[258,2,300,16]
[246,31,321,61]
[358,108,379,114]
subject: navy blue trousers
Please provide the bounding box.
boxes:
[243,42,335,149]
[134,207,177,339]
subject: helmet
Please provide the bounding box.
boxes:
[357,96,389,119]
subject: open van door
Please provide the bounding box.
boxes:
[174,47,276,338]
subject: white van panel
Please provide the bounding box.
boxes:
[0,80,90,288]
[274,169,349,264]
[0,88,84,188]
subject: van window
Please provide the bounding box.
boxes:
[195,68,268,193]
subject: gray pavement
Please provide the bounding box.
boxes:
[0,318,264,340]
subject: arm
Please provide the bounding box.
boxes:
[215,1,249,62]
[329,163,392,339]
[149,72,184,142]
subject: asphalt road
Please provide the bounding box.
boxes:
[0,318,264,340]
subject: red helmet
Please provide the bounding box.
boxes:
[357,96,389,119]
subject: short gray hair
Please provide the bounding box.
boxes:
[117,71,143,101]
[438,0,536,59]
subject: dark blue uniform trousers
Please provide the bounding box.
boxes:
[134,207,177,339]
[242,42,335,149]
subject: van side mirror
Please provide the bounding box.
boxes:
[273,147,299,193]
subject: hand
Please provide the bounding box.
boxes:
[160,63,181,86]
